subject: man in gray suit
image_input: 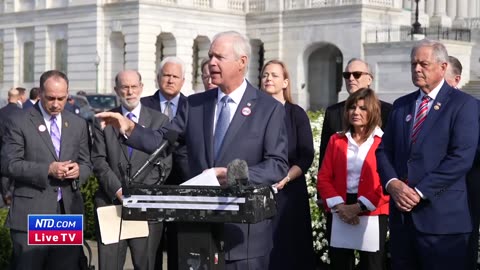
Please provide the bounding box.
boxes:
[91,70,172,270]
[1,70,92,270]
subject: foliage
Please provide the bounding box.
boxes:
[306,110,330,264]
[81,175,99,240]
[0,208,12,269]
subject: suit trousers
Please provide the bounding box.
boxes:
[97,222,163,270]
[10,229,82,270]
[326,193,388,270]
[225,255,269,270]
[390,212,470,270]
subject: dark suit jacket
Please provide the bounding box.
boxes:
[1,104,92,232]
[91,105,172,206]
[376,82,479,234]
[141,90,189,184]
[128,82,289,260]
[0,103,23,199]
[22,100,36,110]
[319,100,392,165]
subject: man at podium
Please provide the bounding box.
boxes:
[97,31,289,270]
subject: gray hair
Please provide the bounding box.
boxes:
[212,31,251,73]
[158,56,186,79]
[114,70,142,87]
[346,58,373,76]
[411,39,448,63]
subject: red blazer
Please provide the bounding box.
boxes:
[317,133,389,216]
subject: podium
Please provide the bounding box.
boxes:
[122,185,276,270]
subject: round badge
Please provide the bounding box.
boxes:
[405,114,412,122]
[241,107,251,116]
[434,105,440,110]
[38,124,46,132]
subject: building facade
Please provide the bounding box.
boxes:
[0,0,479,109]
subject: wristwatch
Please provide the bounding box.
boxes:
[357,200,368,212]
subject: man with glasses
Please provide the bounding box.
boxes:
[319,58,392,165]
[92,70,172,270]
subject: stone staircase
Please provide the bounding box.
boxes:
[463,80,480,99]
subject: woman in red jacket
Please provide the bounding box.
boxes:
[317,87,389,270]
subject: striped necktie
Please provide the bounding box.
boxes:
[50,116,62,201]
[411,95,431,143]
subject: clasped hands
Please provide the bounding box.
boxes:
[386,179,421,212]
[48,160,79,180]
[333,203,362,226]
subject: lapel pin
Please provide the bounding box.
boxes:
[405,114,412,122]
[247,102,252,107]
[434,102,441,110]
[241,107,251,116]
[64,122,69,128]
[38,124,46,132]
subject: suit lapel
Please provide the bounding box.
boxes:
[59,112,71,160]
[216,83,257,161]
[203,90,216,166]
[111,107,130,160]
[29,105,58,160]
[414,83,452,147]
[404,91,418,148]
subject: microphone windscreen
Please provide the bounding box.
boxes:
[226,159,249,188]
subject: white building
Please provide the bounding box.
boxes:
[0,0,479,110]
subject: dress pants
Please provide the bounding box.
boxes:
[390,212,470,270]
[225,255,269,270]
[9,199,83,270]
[326,193,388,270]
[97,222,163,270]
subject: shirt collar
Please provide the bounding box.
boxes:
[217,79,247,105]
[38,100,62,123]
[158,91,180,107]
[419,79,444,101]
[121,103,142,119]
[345,126,383,140]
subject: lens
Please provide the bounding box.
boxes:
[342,72,367,79]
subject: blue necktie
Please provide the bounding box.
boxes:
[127,112,135,157]
[214,96,231,159]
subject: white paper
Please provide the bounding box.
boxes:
[330,213,380,252]
[180,168,220,186]
[96,205,149,245]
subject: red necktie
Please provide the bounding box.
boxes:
[411,96,431,143]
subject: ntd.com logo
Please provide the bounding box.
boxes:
[28,215,83,245]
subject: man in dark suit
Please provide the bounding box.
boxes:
[376,40,479,270]
[23,87,40,109]
[319,58,392,165]
[446,55,480,269]
[92,70,171,270]
[97,30,289,270]
[0,88,23,206]
[141,56,188,185]
[0,70,92,270]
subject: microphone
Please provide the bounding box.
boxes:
[130,130,178,182]
[226,159,249,191]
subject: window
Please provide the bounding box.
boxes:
[23,41,34,82]
[55,39,67,74]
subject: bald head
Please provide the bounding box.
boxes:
[8,88,20,103]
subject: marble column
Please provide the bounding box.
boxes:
[453,0,468,28]
[468,0,478,18]
[446,0,456,20]
[430,0,452,27]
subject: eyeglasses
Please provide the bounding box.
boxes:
[342,71,370,79]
